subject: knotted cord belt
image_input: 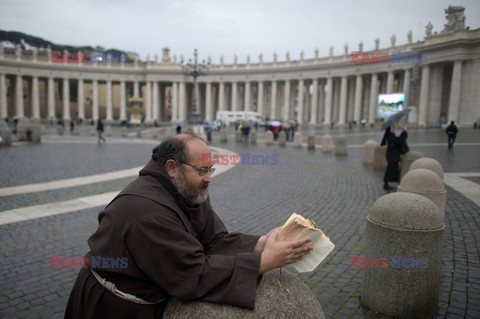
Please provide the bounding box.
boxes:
[90,269,166,305]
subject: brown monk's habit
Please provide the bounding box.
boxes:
[65,159,262,319]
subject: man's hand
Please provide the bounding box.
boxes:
[254,227,281,252]
[258,229,313,274]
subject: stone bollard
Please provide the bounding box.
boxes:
[121,127,128,137]
[151,127,159,139]
[105,125,112,137]
[307,134,316,150]
[398,168,447,220]
[220,130,228,143]
[250,130,257,144]
[293,132,302,148]
[409,157,444,181]
[400,150,423,180]
[57,125,65,136]
[89,126,96,136]
[136,127,142,138]
[362,140,378,164]
[362,192,444,318]
[17,121,29,141]
[30,125,42,143]
[335,136,347,155]
[164,269,325,319]
[373,145,387,170]
[278,131,286,147]
[40,125,46,135]
[265,131,273,145]
[72,125,79,136]
[321,135,333,152]
[0,121,12,146]
[235,131,242,143]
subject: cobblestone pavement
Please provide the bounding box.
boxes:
[0,125,479,318]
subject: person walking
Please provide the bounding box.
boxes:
[381,125,408,191]
[97,118,106,144]
[445,121,458,150]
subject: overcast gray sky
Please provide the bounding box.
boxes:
[0,0,479,64]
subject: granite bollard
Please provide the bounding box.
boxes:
[30,125,41,143]
[105,125,112,137]
[121,127,128,137]
[278,131,286,147]
[17,120,30,141]
[334,136,347,155]
[321,135,333,152]
[409,157,444,181]
[307,134,316,150]
[57,124,65,136]
[220,130,228,143]
[293,132,302,148]
[400,150,423,180]
[164,127,173,137]
[362,140,378,164]
[265,131,273,145]
[372,145,387,170]
[235,131,242,143]
[250,130,257,144]
[164,269,325,319]
[151,127,159,139]
[362,192,444,318]
[89,126,96,136]
[136,127,142,138]
[398,168,447,220]
[0,121,12,146]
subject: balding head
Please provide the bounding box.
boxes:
[152,133,205,166]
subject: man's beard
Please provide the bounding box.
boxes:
[172,169,209,205]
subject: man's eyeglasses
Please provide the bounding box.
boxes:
[182,162,215,176]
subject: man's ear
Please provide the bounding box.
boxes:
[164,159,179,178]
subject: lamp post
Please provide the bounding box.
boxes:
[182,49,209,124]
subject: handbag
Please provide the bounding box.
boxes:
[400,140,410,155]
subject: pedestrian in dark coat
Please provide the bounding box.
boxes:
[97,119,106,144]
[445,121,458,150]
[381,126,408,190]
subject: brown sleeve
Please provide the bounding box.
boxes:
[128,211,261,309]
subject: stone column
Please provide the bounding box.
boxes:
[153,81,159,122]
[48,77,55,120]
[134,81,139,97]
[218,82,225,111]
[244,81,251,112]
[323,77,333,125]
[338,76,348,125]
[16,75,24,118]
[145,81,152,121]
[297,79,304,124]
[403,69,411,106]
[31,76,40,119]
[92,79,99,120]
[258,81,264,117]
[284,80,291,120]
[353,75,363,124]
[231,82,238,111]
[78,79,85,120]
[171,82,178,122]
[179,81,186,121]
[62,78,70,120]
[0,73,6,119]
[447,60,462,123]
[120,80,126,120]
[270,80,277,119]
[205,82,213,121]
[368,73,379,125]
[309,78,318,125]
[106,80,113,121]
[386,70,394,94]
[418,65,430,127]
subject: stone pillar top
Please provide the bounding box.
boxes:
[399,168,445,193]
[368,192,444,231]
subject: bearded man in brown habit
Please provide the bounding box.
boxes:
[65,133,312,318]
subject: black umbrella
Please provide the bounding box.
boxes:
[381,108,413,131]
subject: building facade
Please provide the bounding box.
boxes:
[1,7,479,127]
